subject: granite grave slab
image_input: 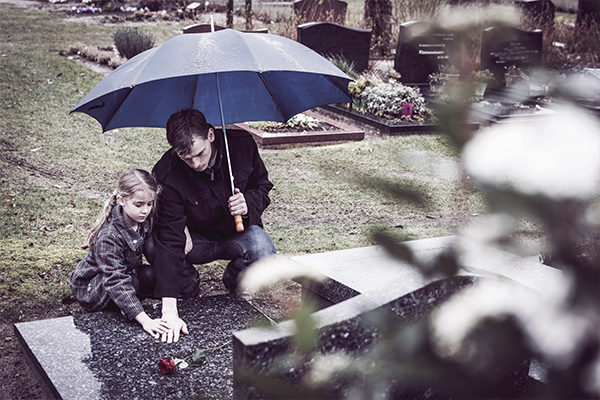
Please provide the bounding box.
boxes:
[393,21,462,86]
[297,22,372,72]
[15,295,269,400]
[233,236,565,398]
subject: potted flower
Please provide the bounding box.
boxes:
[471,69,494,97]
[427,72,448,93]
[504,65,525,87]
[439,64,460,85]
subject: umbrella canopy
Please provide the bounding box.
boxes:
[70,29,353,131]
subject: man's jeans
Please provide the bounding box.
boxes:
[185,225,277,293]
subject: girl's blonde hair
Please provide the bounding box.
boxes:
[83,169,160,250]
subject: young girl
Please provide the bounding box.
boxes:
[70,169,170,339]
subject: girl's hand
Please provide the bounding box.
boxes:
[184,226,193,255]
[135,312,170,339]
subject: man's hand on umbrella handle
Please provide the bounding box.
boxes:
[228,188,246,232]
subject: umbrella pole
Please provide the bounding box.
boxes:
[215,73,244,232]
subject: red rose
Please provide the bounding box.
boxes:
[158,357,176,374]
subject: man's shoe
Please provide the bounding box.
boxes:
[238,289,253,304]
[222,275,253,303]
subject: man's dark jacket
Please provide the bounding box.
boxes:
[152,128,273,298]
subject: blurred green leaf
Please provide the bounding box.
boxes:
[293,305,316,355]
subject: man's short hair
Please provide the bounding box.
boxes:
[166,108,210,156]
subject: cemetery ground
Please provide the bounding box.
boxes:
[0,2,579,399]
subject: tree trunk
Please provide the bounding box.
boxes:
[364,0,393,57]
[226,0,234,28]
[246,0,253,30]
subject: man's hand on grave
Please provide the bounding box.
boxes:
[228,188,247,216]
[162,315,188,343]
[161,297,189,343]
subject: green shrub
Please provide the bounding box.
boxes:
[327,55,359,79]
[113,27,155,59]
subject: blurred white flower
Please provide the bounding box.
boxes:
[463,104,600,199]
[307,352,353,386]
[239,255,326,293]
[431,279,540,358]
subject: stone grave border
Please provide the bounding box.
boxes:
[233,236,565,398]
[233,109,364,148]
[319,104,480,134]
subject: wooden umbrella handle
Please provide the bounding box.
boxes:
[234,215,244,232]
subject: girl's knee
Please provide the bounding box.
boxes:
[143,234,156,265]
[137,264,156,296]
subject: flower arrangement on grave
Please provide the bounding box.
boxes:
[504,65,526,87]
[428,72,448,85]
[428,72,448,94]
[248,113,334,133]
[359,82,430,121]
[348,71,433,122]
[470,69,495,84]
[505,65,524,76]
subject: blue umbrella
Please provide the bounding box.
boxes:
[70,29,352,130]
[70,29,352,230]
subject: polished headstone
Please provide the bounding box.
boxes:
[297,22,372,72]
[393,21,462,85]
[480,26,543,87]
[15,295,269,400]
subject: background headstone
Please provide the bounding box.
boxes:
[393,21,462,86]
[297,22,372,72]
[481,26,543,87]
[293,0,348,24]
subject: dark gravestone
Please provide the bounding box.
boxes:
[515,0,556,27]
[577,0,600,26]
[393,21,462,86]
[481,26,543,87]
[297,22,372,72]
[293,0,348,24]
